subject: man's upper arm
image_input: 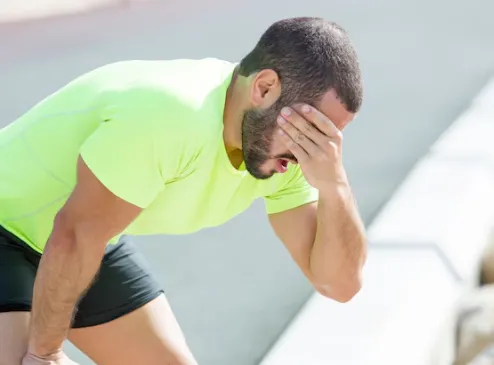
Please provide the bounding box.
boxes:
[268,202,318,280]
[265,166,319,279]
[57,157,143,245]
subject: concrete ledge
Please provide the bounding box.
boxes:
[369,156,494,286]
[261,78,494,365]
[260,249,459,365]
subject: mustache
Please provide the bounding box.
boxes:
[271,152,297,163]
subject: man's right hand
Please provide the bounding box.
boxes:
[22,351,79,365]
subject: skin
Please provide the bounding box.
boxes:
[16,67,367,364]
[18,158,198,365]
[224,68,367,299]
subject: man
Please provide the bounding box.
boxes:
[0,16,367,365]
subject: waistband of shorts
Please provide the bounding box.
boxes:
[0,225,41,255]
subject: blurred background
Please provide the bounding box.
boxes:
[2,1,494,364]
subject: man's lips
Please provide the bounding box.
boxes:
[275,159,289,173]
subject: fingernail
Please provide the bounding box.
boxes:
[277,116,286,124]
[281,107,291,117]
[302,105,311,114]
[278,129,285,135]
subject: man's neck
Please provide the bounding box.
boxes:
[223,68,247,152]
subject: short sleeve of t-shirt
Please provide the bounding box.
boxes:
[80,89,180,209]
[263,165,319,214]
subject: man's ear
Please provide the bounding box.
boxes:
[249,69,281,108]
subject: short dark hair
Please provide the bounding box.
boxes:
[239,17,363,113]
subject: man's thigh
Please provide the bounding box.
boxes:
[0,312,30,365]
[68,294,197,365]
[0,231,36,365]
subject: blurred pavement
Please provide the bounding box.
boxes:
[2,1,494,364]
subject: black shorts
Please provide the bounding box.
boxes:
[0,226,163,328]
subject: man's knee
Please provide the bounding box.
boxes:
[0,312,30,365]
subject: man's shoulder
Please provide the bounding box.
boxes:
[85,58,235,97]
[89,58,233,146]
[94,58,234,122]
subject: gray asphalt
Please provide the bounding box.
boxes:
[1,1,494,364]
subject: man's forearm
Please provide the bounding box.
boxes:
[309,183,367,301]
[29,224,105,356]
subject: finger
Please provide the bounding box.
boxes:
[277,115,320,156]
[295,104,341,138]
[278,128,309,162]
[280,107,329,148]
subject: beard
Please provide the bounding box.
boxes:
[241,101,282,180]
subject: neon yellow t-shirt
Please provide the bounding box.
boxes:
[0,58,318,253]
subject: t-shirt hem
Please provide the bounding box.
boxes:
[265,192,319,215]
[0,224,43,254]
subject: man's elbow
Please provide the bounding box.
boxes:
[50,210,78,248]
[314,276,363,303]
[51,210,93,251]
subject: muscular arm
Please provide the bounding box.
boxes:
[269,184,367,303]
[28,157,142,356]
